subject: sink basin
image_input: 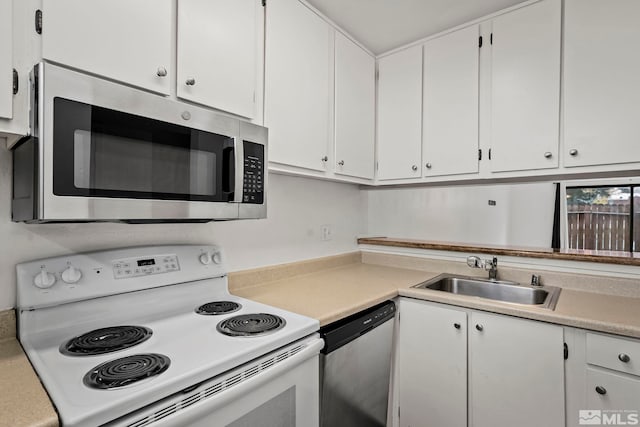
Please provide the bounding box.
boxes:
[413,274,561,310]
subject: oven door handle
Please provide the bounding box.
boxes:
[122,336,323,427]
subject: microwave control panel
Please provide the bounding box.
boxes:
[242,141,264,204]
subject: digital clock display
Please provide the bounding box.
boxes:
[137,259,156,267]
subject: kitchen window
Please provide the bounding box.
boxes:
[561,180,640,253]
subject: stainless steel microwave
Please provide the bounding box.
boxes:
[12,63,267,223]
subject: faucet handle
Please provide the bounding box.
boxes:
[484,257,498,271]
[531,274,542,287]
[467,256,482,268]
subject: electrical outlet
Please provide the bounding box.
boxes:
[321,225,332,241]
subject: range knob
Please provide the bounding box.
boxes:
[61,265,82,284]
[199,253,212,265]
[212,252,222,264]
[34,268,56,289]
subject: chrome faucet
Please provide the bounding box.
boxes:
[466,256,498,280]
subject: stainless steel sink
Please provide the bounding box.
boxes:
[413,274,561,310]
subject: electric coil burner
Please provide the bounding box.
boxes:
[217,313,286,337]
[60,326,153,356]
[83,353,171,389]
[195,301,241,315]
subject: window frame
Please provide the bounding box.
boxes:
[560,177,640,252]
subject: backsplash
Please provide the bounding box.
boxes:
[364,182,556,248]
[0,145,366,309]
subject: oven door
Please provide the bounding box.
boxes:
[37,62,245,221]
[113,336,323,427]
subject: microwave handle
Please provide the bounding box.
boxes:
[223,137,244,203]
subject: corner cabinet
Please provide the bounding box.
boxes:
[41,0,173,95]
[376,46,423,180]
[264,0,331,172]
[177,0,260,119]
[489,0,561,173]
[334,32,375,180]
[422,24,480,178]
[563,0,640,168]
[397,298,565,427]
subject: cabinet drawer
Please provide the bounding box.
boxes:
[586,368,640,410]
[586,333,640,377]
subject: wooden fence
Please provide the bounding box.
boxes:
[567,204,638,252]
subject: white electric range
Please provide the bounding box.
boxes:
[17,245,322,427]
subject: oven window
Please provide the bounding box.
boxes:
[53,97,235,202]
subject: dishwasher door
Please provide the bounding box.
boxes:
[320,301,396,427]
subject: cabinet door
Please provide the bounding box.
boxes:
[398,299,467,427]
[334,32,375,180]
[377,46,422,180]
[469,312,564,427]
[586,368,640,413]
[0,0,12,119]
[41,0,172,95]
[423,25,479,177]
[264,0,331,171]
[177,0,258,119]
[564,0,640,167]
[490,0,561,172]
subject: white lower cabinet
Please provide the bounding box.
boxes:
[398,299,467,427]
[565,330,640,427]
[586,368,640,413]
[469,311,565,427]
[397,298,565,427]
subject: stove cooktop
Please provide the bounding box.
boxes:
[16,245,320,427]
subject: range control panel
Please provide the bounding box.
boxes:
[242,141,264,204]
[112,254,180,279]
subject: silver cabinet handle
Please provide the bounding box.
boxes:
[544,152,553,158]
[425,163,432,169]
[156,67,167,77]
[475,324,483,331]
[595,386,607,395]
[412,165,418,171]
[185,78,196,86]
[321,156,328,162]
[619,353,631,363]
[338,160,344,166]
[569,149,578,156]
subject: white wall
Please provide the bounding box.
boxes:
[0,145,366,309]
[364,182,556,247]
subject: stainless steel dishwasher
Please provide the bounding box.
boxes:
[319,300,396,427]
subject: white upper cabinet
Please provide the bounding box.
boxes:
[0,0,12,120]
[264,0,331,171]
[177,0,258,119]
[334,32,375,180]
[563,0,640,167]
[423,25,480,177]
[377,45,423,180]
[490,0,561,172]
[41,0,172,95]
